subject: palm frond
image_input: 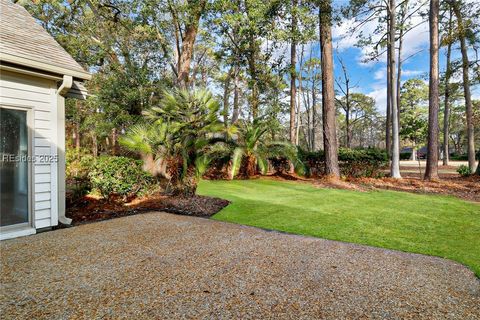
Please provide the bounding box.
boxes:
[195,154,212,178]
[255,153,269,175]
[230,147,245,178]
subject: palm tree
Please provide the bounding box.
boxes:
[121,89,229,196]
[230,118,304,178]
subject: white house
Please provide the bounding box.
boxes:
[0,0,90,240]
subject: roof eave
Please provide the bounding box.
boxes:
[1,52,91,81]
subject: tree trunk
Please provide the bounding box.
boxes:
[250,81,259,119]
[311,78,317,151]
[247,40,259,119]
[396,0,408,135]
[443,10,453,166]
[92,134,98,157]
[232,66,240,124]
[238,154,257,178]
[424,0,440,180]
[223,70,231,128]
[345,100,351,148]
[75,122,81,154]
[319,1,340,178]
[386,17,392,156]
[176,0,206,88]
[295,45,305,146]
[451,1,476,172]
[111,127,118,156]
[389,0,402,178]
[290,0,298,144]
[170,166,198,197]
[74,100,81,154]
[396,28,403,137]
[177,26,198,87]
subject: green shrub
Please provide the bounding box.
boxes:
[457,165,472,177]
[400,152,412,160]
[67,155,95,181]
[450,153,468,161]
[88,156,152,200]
[66,149,95,202]
[298,147,388,178]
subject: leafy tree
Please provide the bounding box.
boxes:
[447,0,479,172]
[337,93,377,148]
[400,80,429,161]
[209,0,284,119]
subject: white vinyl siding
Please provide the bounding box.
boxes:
[0,70,58,230]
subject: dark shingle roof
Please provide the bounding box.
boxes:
[0,0,90,79]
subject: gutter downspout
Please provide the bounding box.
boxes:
[57,75,73,225]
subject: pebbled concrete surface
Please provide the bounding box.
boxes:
[1,212,479,319]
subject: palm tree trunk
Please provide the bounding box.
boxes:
[424,0,440,180]
[319,0,340,178]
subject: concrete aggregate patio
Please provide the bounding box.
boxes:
[1,212,479,319]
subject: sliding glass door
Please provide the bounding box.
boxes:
[0,107,30,229]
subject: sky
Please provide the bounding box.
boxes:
[326,3,480,115]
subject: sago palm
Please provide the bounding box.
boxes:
[230,118,304,178]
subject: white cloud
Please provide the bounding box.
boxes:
[332,18,358,51]
[401,69,423,77]
[367,84,388,114]
[374,67,387,81]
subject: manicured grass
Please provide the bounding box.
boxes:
[198,179,480,276]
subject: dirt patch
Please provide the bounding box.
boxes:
[66,194,229,225]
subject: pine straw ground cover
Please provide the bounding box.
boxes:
[348,175,480,202]
[66,194,229,224]
[198,178,480,276]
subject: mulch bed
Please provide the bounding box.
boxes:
[66,194,230,225]
[349,175,480,202]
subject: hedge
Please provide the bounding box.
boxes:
[298,147,388,178]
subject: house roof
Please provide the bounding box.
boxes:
[0,0,91,80]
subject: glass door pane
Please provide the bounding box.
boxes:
[0,107,29,227]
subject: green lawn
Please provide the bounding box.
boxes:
[198,179,480,276]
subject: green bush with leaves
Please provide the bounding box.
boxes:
[450,153,468,161]
[66,148,95,201]
[66,148,95,181]
[299,148,388,178]
[457,165,472,177]
[400,152,412,160]
[88,156,152,200]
